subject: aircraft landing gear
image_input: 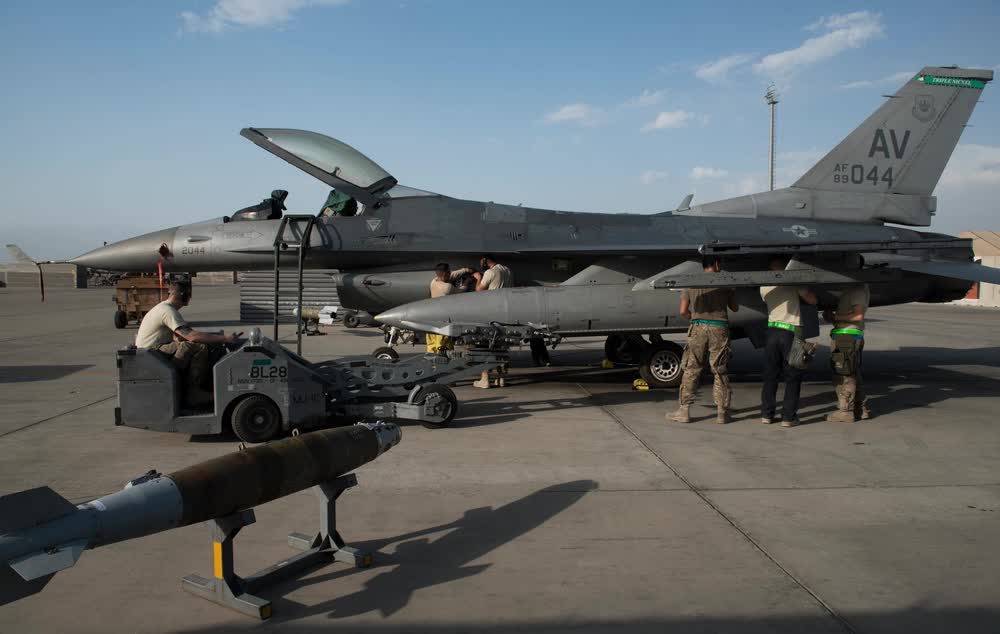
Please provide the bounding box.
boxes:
[638,340,684,389]
[604,334,645,365]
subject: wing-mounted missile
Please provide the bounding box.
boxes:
[0,422,401,606]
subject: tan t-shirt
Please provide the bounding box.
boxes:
[480,263,512,290]
[135,300,189,348]
[429,268,472,298]
[682,287,735,322]
[760,286,803,326]
[835,284,870,331]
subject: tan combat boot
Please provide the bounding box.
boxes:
[667,405,691,423]
[826,409,857,423]
[716,408,731,424]
[473,371,492,389]
[856,399,872,420]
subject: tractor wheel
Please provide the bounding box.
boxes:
[114,310,128,329]
[230,395,282,443]
[411,384,458,429]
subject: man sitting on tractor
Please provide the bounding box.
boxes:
[134,281,242,408]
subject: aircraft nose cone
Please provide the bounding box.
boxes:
[70,227,178,271]
[374,307,408,328]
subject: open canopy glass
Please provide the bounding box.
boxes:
[241,128,398,206]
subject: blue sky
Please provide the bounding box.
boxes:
[2,0,999,260]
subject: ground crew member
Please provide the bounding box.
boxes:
[667,256,738,424]
[474,254,513,388]
[759,257,817,427]
[320,188,358,217]
[476,254,512,291]
[426,262,480,354]
[824,284,872,422]
[135,281,243,408]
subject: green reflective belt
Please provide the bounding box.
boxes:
[767,321,798,332]
[691,319,728,327]
[831,328,864,337]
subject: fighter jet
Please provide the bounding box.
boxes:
[72,66,999,386]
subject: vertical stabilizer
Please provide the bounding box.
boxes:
[5,244,35,264]
[794,66,992,196]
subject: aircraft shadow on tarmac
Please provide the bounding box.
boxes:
[0,364,94,383]
[259,480,597,623]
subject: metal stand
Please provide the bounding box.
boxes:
[181,474,369,620]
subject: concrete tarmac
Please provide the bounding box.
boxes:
[0,286,998,633]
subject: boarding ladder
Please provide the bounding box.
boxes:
[272,214,317,356]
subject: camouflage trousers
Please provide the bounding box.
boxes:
[832,337,866,414]
[425,334,454,354]
[158,341,210,390]
[678,324,732,409]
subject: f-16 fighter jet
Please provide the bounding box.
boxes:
[72,66,1000,386]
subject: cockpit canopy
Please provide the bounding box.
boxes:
[241,128,398,207]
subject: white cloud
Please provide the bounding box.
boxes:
[754,11,884,78]
[544,103,602,127]
[640,170,668,185]
[840,70,915,89]
[695,54,753,83]
[622,89,667,108]
[690,166,728,179]
[180,0,349,33]
[723,175,763,197]
[641,110,696,132]
[939,144,1000,188]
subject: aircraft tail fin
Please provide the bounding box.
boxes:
[5,244,34,264]
[793,66,993,196]
[0,487,79,606]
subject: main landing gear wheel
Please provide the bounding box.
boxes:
[114,310,128,329]
[604,334,644,365]
[230,395,282,443]
[409,384,458,429]
[638,341,685,389]
[342,313,361,329]
[372,346,400,361]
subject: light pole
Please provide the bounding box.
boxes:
[765,85,779,192]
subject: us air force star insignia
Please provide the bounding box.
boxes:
[782,224,817,239]
[912,94,936,123]
[365,218,383,232]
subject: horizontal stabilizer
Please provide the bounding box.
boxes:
[9,540,87,581]
[0,487,76,535]
[0,565,54,607]
[894,260,1000,285]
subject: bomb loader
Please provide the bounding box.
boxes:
[116,326,507,443]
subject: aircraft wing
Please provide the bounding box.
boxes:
[889,259,1000,285]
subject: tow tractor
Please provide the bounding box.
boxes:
[115,328,505,443]
[114,214,506,443]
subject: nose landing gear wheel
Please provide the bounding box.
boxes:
[230,395,282,443]
[408,384,458,429]
[342,313,361,329]
[372,346,400,361]
[638,341,684,388]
